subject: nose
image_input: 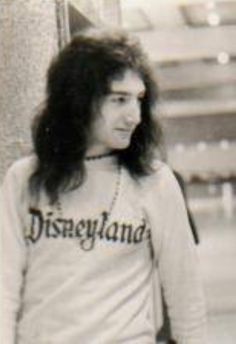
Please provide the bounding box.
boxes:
[125,99,141,126]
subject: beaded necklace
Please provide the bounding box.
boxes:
[85,152,116,161]
[55,155,122,220]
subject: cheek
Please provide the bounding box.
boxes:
[95,102,120,137]
[92,114,110,141]
[99,106,117,130]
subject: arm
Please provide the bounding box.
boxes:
[145,165,207,343]
[173,170,200,245]
[0,164,28,344]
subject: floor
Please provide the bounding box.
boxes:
[195,208,236,343]
[157,188,236,344]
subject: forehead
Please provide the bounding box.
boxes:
[109,70,145,95]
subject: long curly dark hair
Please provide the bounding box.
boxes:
[30,28,162,203]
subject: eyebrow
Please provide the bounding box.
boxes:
[109,90,146,97]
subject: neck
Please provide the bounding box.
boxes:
[85,152,116,161]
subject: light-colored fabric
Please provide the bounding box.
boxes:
[141,161,207,343]
[0,156,207,344]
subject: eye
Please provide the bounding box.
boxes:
[138,91,145,103]
[138,95,144,104]
[111,95,128,104]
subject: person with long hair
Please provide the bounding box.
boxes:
[0,28,206,343]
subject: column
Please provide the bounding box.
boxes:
[0,0,59,180]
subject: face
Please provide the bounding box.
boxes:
[87,69,146,156]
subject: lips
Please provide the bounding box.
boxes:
[115,129,135,143]
[116,127,134,134]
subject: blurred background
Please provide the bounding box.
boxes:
[0,0,236,342]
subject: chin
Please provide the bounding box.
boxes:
[114,141,130,150]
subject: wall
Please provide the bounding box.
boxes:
[0,0,59,180]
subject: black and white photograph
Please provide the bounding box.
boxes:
[0,1,236,343]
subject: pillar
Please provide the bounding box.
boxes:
[0,0,60,180]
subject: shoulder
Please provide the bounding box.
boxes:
[137,160,185,211]
[3,155,37,186]
[0,155,38,208]
[140,159,178,193]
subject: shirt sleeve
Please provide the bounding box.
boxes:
[0,164,28,344]
[144,164,207,343]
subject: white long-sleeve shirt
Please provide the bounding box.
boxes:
[0,155,207,343]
